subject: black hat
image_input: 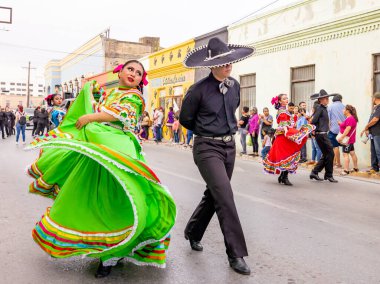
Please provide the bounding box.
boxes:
[310,89,334,100]
[183,37,255,68]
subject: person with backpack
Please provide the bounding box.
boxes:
[15,105,27,145]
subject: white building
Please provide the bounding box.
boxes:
[0,79,45,108]
[229,0,380,167]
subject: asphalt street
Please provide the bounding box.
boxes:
[1,133,380,284]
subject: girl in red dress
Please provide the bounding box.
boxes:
[263,94,315,185]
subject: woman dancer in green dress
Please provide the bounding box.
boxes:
[26,60,176,278]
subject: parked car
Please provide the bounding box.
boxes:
[24,108,35,129]
[60,98,76,111]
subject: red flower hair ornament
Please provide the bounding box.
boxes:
[113,64,149,86]
[271,96,279,106]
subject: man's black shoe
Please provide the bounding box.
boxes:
[95,261,112,278]
[310,172,323,181]
[184,234,203,251]
[228,257,251,275]
[325,176,338,183]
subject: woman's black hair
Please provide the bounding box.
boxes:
[122,60,145,93]
[47,94,60,107]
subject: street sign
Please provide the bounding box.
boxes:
[0,6,12,24]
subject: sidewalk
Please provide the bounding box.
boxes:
[143,139,380,182]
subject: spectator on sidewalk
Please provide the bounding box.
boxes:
[139,111,150,141]
[6,107,15,136]
[32,106,40,137]
[0,107,6,139]
[259,107,273,140]
[327,94,345,168]
[337,105,359,175]
[297,107,309,163]
[172,116,180,144]
[166,107,175,142]
[238,106,250,155]
[35,107,49,136]
[261,128,273,160]
[307,102,322,165]
[154,107,164,143]
[361,92,380,174]
[185,129,193,148]
[15,105,26,145]
[247,107,260,156]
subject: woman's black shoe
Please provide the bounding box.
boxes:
[95,262,112,278]
[282,171,293,186]
[278,172,284,184]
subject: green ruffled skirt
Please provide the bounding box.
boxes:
[26,83,176,267]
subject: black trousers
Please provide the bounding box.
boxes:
[0,121,4,138]
[313,133,334,178]
[184,137,248,258]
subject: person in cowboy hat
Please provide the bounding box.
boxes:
[179,37,254,275]
[309,89,339,183]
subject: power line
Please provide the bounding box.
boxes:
[0,41,105,57]
[231,0,283,25]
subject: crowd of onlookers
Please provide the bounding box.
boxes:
[0,105,29,144]
[135,92,380,177]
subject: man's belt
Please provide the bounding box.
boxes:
[195,134,235,143]
[315,131,328,134]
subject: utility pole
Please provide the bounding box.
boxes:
[22,61,36,107]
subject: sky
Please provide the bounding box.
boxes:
[0,0,297,83]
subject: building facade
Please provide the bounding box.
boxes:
[148,39,195,140]
[0,80,45,108]
[44,30,160,99]
[228,0,380,166]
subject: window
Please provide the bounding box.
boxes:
[16,83,21,86]
[291,65,315,107]
[22,83,26,86]
[1,82,5,85]
[10,83,15,86]
[374,54,380,93]
[159,89,166,109]
[16,88,21,91]
[239,73,256,113]
[38,90,43,92]
[10,88,15,91]
[173,86,184,112]
[38,84,43,87]
[29,84,33,86]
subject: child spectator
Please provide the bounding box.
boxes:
[261,128,274,160]
[172,116,180,144]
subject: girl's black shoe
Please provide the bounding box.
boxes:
[95,261,112,278]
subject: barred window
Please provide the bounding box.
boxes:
[374,54,380,93]
[291,65,315,108]
[239,73,256,114]
[159,89,166,109]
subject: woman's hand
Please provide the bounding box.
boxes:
[76,114,92,130]
[337,136,343,143]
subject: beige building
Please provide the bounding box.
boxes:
[228,0,380,167]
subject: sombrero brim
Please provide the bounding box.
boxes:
[310,93,334,100]
[183,44,255,68]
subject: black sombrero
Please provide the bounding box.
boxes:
[183,37,255,69]
[310,89,334,100]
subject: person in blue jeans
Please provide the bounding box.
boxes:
[361,92,380,173]
[261,128,274,160]
[186,129,193,147]
[15,105,26,145]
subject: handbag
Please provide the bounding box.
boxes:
[360,134,369,144]
[336,128,355,146]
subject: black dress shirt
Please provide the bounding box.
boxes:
[311,104,330,132]
[179,73,240,137]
